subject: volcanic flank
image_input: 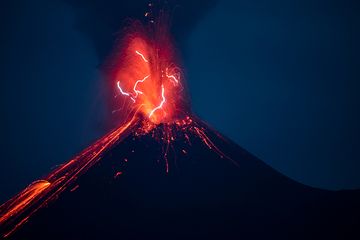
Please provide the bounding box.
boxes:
[1,117,360,240]
[1,14,360,240]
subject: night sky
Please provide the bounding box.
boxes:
[0,0,359,202]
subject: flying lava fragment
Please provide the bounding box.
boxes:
[0,11,230,238]
[108,15,188,125]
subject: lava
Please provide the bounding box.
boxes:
[0,113,139,237]
[0,113,232,238]
[108,18,187,125]
[0,14,233,239]
[0,181,50,227]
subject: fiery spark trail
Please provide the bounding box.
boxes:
[166,74,178,84]
[107,17,188,124]
[0,113,139,238]
[165,67,180,85]
[134,115,235,174]
[0,181,50,226]
[0,16,235,239]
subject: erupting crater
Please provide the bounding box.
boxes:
[0,16,228,238]
[108,20,187,125]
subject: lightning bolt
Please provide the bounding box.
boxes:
[149,84,165,118]
[116,50,177,121]
[117,81,130,96]
[165,68,179,84]
[133,75,150,98]
[135,50,149,62]
[166,74,179,84]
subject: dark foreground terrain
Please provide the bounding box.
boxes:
[4,121,360,240]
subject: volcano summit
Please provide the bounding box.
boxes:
[1,116,360,240]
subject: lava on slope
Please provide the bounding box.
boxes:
[0,15,228,238]
[2,117,360,240]
[1,8,360,240]
[0,112,237,238]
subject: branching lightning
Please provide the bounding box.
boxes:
[114,48,175,123]
[0,16,235,239]
[133,75,150,98]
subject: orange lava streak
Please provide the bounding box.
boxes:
[0,181,50,225]
[0,18,232,238]
[0,113,235,237]
[2,217,30,238]
[135,115,235,173]
[0,113,139,238]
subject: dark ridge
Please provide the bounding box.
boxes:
[5,119,360,240]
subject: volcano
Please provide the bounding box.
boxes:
[1,12,360,240]
[1,116,360,240]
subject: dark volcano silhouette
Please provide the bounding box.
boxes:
[3,118,360,240]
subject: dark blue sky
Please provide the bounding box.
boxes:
[0,0,105,202]
[186,0,360,190]
[0,0,359,202]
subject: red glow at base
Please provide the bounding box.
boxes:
[108,20,186,125]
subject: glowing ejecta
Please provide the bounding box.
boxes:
[116,49,169,120]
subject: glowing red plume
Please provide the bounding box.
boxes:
[107,19,187,125]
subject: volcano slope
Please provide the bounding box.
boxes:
[2,116,360,240]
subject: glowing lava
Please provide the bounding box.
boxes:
[0,113,139,238]
[108,20,186,125]
[0,16,233,239]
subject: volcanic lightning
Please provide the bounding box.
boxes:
[133,75,149,98]
[148,84,166,118]
[0,12,235,239]
[117,81,131,96]
[135,50,149,62]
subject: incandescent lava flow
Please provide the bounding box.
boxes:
[0,14,227,238]
[1,9,360,240]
